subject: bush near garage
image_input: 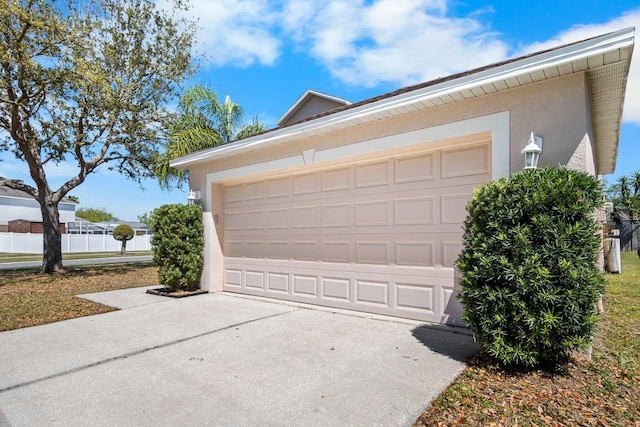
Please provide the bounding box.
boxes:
[457,166,605,367]
[150,204,204,292]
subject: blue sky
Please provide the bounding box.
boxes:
[2,0,639,220]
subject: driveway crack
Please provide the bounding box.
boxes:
[0,309,296,394]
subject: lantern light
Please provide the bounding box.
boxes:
[522,132,543,169]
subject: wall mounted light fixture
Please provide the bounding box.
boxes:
[187,189,201,205]
[522,132,543,169]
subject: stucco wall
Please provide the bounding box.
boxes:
[187,72,594,211]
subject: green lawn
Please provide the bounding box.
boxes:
[0,264,158,332]
[415,251,640,426]
[0,251,152,263]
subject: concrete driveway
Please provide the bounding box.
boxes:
[0,288,478,426]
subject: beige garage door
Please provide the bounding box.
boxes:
[222,140,491,324]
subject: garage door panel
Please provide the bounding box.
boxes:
[292,241,318,260]
[224,184,244,203]
[266,176,290,198]
[222,141,490,324]
[292,205,319,229]
[396,283,436,313]
[322,167,352,192]
[292,173,318,195]
[442,241,464,267]
[226,269,242,287]
[355,241,389,265]
[321,241,351,263]
[266,208,290,229]
[321,277,351,301]
[355,161,390,188]
[356,279,389,306]
[321,203,351,227]
[355,200,390,227]
[441,144,490,178]
[441,194,473,224]
[395,241,435,266]
[292,274,318,296]
[245,271,265,289]
[394,196,435,225]
[267,273,289,293]
[244,181,266,201]
[394,153,435,183]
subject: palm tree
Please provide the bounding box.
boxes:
[154,84,266,188]
[619,175,630,200]
[631,171,640,198]
[631,171,640,226]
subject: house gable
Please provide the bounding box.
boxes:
[277,90,351,127]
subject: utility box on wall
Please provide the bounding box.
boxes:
[8,219,66,234]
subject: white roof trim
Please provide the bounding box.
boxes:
[171,28,635,170]
[276,89,351,126]
[0,193,77,205]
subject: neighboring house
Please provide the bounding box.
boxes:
[8,219,66,234]
[94,221,151,235]
[171,28,635,326]
[0,186,77,232]
[609,213,640,252]
[67,220,151,235]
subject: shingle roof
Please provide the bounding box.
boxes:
[0,185,77,204]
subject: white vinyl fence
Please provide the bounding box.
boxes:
[0,232,152,254]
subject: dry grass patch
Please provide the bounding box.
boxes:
[415,252,640,426]
[0,264,157,332]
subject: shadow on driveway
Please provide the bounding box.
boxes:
[411,325,480,362]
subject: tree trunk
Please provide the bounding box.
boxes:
[121,239,127,255]
[40,196,64,273]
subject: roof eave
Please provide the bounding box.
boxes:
[171,27,635,170]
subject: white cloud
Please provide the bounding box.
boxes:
[162,0,281,67]
[517,8,640,125]
[279,0,508,87]
[173,0,639,124]
[180,0,507,83]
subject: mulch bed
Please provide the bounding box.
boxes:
[146,287,208,298]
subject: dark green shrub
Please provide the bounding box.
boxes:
[150,204,204,292]
[113,224,134,255]
[457,166,605,367]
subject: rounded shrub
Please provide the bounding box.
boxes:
[113,224,134,255]
[150,204,204,292]
[457,166,605,367]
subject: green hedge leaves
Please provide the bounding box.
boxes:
[150,204,204,292]
[457,167,605,367]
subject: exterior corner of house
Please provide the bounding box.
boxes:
[202,210,224,292]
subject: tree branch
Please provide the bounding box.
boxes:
[0,177,38,198]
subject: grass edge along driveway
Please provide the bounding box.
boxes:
[414,252,640,426]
